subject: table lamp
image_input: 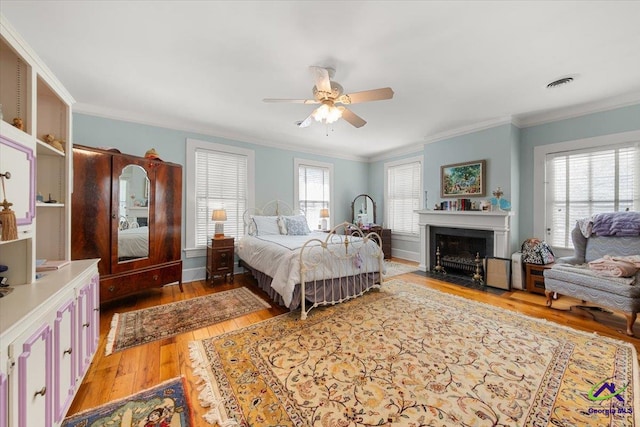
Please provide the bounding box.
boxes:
[319,208,329,231]
[212,209,227,238]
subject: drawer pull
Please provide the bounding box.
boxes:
[34,387,46,397]
[153,275,159,281]
[109,286,115,292]
[83,322,90,328]
[63,348,73,355]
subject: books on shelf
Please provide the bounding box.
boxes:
[36,259,71,272]
[439,199,478,211]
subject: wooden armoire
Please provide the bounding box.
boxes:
[71,144,183,303]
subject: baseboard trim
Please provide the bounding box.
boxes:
[392,249,420,263]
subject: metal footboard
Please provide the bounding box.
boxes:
[299,222,384,319]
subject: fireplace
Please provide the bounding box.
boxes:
[430,227,494,276]
[415,210,513,272]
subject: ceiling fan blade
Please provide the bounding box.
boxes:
[309,66,332,93]
[263,98,318,104]
[296,112,314,128]
[340,107,367,128]
[337,87,394,104]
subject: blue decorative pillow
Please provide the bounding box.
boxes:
[285,215,311,235]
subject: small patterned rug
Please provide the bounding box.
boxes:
[382,260,417,278]
[190,279,639,426]
[61,377,194,427]
[106,287,270,355]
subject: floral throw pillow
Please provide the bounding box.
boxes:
[285,215,311,236]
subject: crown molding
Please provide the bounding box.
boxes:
[74,90,640,166]
[73,103,369,162]
[367,142,424,163]
[515,91,640,128]
[423,116,515,145]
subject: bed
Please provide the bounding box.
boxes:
[237,201,385,319]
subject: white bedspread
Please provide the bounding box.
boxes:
[118,226,149,258]
[237,231,383,307]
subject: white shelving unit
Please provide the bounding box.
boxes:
[0,15,100,427]
[0,15,73,280]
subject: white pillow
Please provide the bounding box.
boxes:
[252,215,281,235]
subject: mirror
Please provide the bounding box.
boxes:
[351,194,376,226]
[118,164,150,262]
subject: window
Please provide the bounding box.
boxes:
[385,156,423,235]
[545,142,639,248]
[186,139,254,254]
[294,159,333,230]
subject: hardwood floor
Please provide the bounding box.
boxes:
[66,260,640,425]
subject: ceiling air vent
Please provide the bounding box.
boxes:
[546,77,574,88]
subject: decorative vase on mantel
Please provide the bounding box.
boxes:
[492,187,504,212]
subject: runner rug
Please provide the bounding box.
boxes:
[106,287,270,355]
[189,279,640,426]
[382,260,417,278]
[61,377,194,427]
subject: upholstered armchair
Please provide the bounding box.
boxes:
[543,214,640,336]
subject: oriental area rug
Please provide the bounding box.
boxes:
[189,279,640,426]
[106,287,270,355]
[61,377,194,427]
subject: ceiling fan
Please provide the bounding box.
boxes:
[263,66,394,128]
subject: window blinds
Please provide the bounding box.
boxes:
[546,142,639,248]
[387,161,421,234]
[195,148,248,246]
[298,164,329,229]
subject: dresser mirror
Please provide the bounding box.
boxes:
[351,194,376,226]
[118,164,150,262]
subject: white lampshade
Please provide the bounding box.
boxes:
[212,209,227,238]
[212,209,227,221]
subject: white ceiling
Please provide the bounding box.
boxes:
[2,1,640,160]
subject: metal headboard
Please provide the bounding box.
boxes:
[242,200,296,235]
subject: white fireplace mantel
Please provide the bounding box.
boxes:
[416,210,514,271]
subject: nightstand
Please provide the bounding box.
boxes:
[525,263,554,295]
[207,237,235,284]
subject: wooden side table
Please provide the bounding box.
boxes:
[207,236,234,284]
[525,263,555,295]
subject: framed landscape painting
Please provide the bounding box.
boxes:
[440,159,486,197]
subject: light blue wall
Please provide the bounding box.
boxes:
[518,103,640,239]
[75,102,640,269]
[422,124,516,210]
[371,123,520,258]
[370,104,639,260]
[73,113,370,270]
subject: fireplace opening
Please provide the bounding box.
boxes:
[430,227,494,277]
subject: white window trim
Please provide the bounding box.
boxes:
[184,138,255,258]
[294,158,334,227]
[384,155,424,239]
[533,129,640,242]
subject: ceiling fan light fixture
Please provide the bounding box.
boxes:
[312,101,342,124]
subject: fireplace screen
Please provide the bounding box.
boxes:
[484,257,511,289]
[430,227,494,277]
